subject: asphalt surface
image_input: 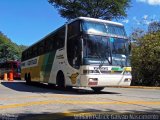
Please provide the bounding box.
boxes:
[0,80,160,120]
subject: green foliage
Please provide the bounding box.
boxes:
[48,0,131,20]
[148,21,160,33]
[131,31,160,86]
[0,31,27,62]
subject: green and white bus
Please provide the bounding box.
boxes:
[21,17,131,92]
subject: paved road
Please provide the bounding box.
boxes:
[0,80,159,120]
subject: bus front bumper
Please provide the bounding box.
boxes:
[79,74,132,87]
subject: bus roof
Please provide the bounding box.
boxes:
[23,17,124,52]
[68,17,123,26]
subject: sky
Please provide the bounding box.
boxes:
[0,0,160,46]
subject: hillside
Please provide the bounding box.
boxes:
[0,31,28,62]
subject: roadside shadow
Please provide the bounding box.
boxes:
[0,81,121,95]
[3,108,159,120]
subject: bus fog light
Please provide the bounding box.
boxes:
[124,78,131,82]
[88,78,98,82]
[88,78,98,86]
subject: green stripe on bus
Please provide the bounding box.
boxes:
[41,51,56,83]
[111,67,123,71]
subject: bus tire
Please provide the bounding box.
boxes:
[91,87,104,92]
[25,73,28,82]
[66,86,73,90]
[26,73,31,85]
[56,71,65,89]
[48,83,56,88]
[24,73,27,79]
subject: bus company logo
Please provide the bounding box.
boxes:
[94,67,108,71]
[56,55,64,59]
[69,72,79,84]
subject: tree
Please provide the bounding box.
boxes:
[131,31,160,86]
[0,31,28,62]
[129,28,145,42]
[148,21,160,33]
[0,43,17,62]
[48,0,131,20]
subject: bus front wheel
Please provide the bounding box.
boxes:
[91,87,104,92]
[56,71,65,89]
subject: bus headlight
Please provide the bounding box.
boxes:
[88,78,98,82]
[124,78,131,82]
[123,71,131,75]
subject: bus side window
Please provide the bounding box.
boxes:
[68,20,80,39]
[23,51,28,61]
[22,52,25,61]
[17,64,21,73]
[50,38,55,51]
[38,41,45,55]
[32,45,38,57]
[54,26,65,49]
[29,48,32,59]
[67,20,81,69]
[26,50,29,60]
[45,39,50,52]
[5,63,10,70]
[13,64,16,68]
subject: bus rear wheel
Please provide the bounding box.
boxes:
[91,87,104,92]
[25,73,31,85]
[56,71,65,89]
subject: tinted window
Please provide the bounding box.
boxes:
[13,63,17,68]
[67,20,81,69]
[54,26,65,49]
[38,41,45,55]
[82,21,126,36]
[45,38,52,52]
[68,20,80,39]
[32,45,38,57]
[21,26,66,61]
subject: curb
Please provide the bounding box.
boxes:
[107,86,160,90]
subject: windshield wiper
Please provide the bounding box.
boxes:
[94,52,105,69]
[98,48,112,69]
[98,56,105,69]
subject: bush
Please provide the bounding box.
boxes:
[131,31,160,86]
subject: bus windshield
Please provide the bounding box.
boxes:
[82,21,126,36]
[81,20,130,67]
[110,37,130,67]
[83,34,130,67]
[83,34,110,58]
